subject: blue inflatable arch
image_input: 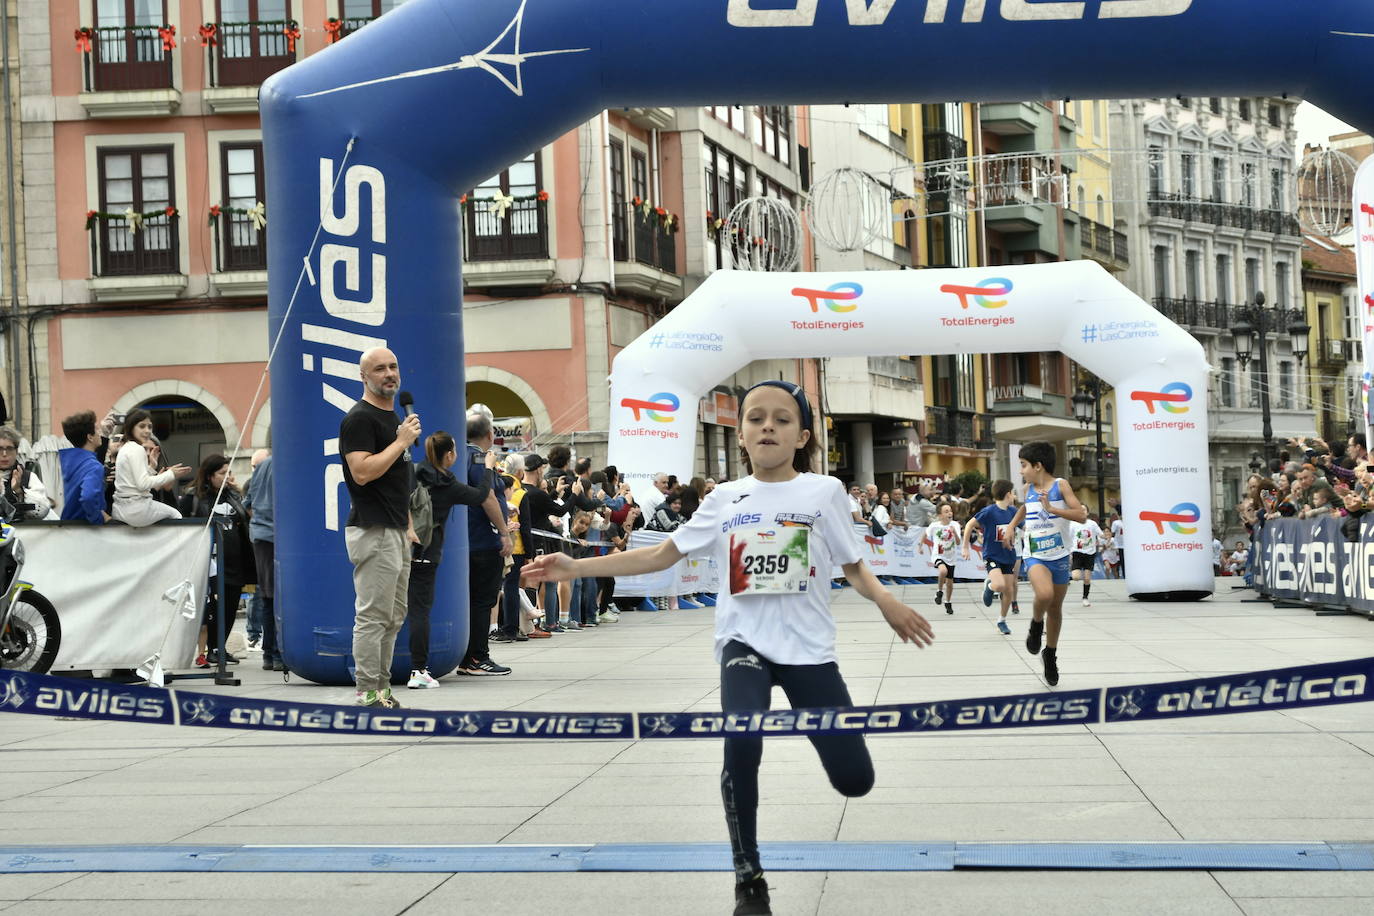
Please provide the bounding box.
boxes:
[261,0,1374,685]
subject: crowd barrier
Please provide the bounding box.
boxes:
[17,521,211,671]
[1252,517,1374,619]
[3,655,1370,739]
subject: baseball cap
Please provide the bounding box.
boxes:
[523,453,547,471]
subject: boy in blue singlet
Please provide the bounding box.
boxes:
[962,479,1019,635]
[1000,441,1087,686]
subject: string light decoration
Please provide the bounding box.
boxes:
[723,196,802,271]
[802,167,890,253]
[1296,147,1358,237]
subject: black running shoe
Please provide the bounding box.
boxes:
[734,874,771,916]
[944,602,953,615]
[1011,602,1021,615]
[1042,647,1059,687]
[933,591,942,606]
[462,658,511,676]
[1025,619,1043,656]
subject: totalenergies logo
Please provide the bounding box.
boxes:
[792,282,862,313]
[1139,503,1201,535]
[1131,382,1192,414]
[620,392,680,423]
[940,277,1013,310]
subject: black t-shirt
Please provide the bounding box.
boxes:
[339,400,411,529]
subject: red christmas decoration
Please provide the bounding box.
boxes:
[74,27,94,53]
[164,206,177,217]
[324,18,343,43]
[282,24,301,53]
[198,23,217,46]
[157,24,176,51]
[536,189,550,202]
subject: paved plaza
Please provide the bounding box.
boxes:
[4,578,1374,915]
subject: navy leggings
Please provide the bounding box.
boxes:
[719,640,874,880]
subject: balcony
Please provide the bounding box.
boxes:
[1152,297,1304,337]
[1066,443,1120,485]
[1146,193,1301,236]
[990,383,1047,414]
[615,211,682,299]
[980,101,1042,136]
[926,407,996,452]
[79,25,179,117]
[1316,337,1360,369]
[210,209,268,297]
[336,16,375,39]
[1078,218,1129,271]
[203,21,296,112]
[923,131,968,166]
[462,197,555,287]
[88,213,185,302]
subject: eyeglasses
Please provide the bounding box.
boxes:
[0,446,17,454]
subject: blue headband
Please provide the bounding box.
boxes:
[743,380,814,432]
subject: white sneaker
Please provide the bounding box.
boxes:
[1082,599,1092,607]
[598,611,619,624]
[407,669,440,689]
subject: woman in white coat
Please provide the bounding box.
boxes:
[111,409,191,526]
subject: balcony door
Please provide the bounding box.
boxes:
[93,0,170,91]
[215,1,293,87]
[465,154,546,261]
[222,143,267,270]
[97,147,177,276]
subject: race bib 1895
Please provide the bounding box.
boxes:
[729,526,810,595]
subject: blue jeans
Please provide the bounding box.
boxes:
[579,577,598,622]
[247,590,264,642]
[545,580,585,626]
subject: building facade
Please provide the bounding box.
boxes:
[1113,95,1306,535]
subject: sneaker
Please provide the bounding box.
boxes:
[462,658,512,676]
[527,628,551,639]
[734,874,771,916]
[982,580,994,608]
[598,611,619,624]
[408,669,440,689]
[997,620,1011,636]
[582,619,599,627]
[514,632,530,641]
[549,624,567,633]
[247,638,261,651]
[491,631,516,643]
[195,653,209,669]
[932,591,942,606]
[1026,619,1044,656]
[262,657,275,670]
[944,602,953,615]
[1082,598,1092,607]
[272,660,287,672]
[379,687,403,708]
[356,690,383,707]
[1042,647,1060,687]
[1011,602,1021,615]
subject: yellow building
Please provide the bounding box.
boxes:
[1301,235,1360,444]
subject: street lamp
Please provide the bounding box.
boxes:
[1247,451,1263,473]
[1230,290,1312,460]
[1072,377,1107,521]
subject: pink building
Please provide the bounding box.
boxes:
[20,1,817,476]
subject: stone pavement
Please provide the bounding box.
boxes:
[3,576,1374,915]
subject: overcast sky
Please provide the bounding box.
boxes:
[1295,101,1361,157]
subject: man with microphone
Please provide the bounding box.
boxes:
[340,347,420,709]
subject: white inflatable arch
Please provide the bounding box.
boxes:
[607,261,1211,600]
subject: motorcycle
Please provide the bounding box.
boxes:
[0,497,60,673]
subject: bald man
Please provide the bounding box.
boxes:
[339,347,421,709]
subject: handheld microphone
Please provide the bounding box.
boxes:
[399,391,415,417]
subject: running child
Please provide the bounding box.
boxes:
[1000,441,1087,686]
[525,380,934,916]
[1069,513,1104,607]
[962,479,1019,635]
[925,501,961,614]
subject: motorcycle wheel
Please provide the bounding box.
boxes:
[0,590,61,674]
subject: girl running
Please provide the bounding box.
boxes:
[526,380,934,916]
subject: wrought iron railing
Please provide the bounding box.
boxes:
[463,198,549,262]
[83,25,174,92]
[926,406,977,448]
[212,209,267,272]
[632,214,677,273]
[207,20,296,87]
[91,213,180,277]
[1066,444,1119,479]
[1146,192,1300,236]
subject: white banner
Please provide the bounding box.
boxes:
[20,522,211,671]
[607,262,1213,598]
[1354,156,1374,444]
[614,529,722,597]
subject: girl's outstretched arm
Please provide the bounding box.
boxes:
[524,538,683,583]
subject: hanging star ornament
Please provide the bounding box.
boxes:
[297,0,589,100]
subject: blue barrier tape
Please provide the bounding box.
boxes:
[1,842,1371,874]
[2,657,1372,740]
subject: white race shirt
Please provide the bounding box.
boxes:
[1071,519,1103,555]
[926,520,961,566]
[671,473,863,665]
[1212,539,1223,564]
